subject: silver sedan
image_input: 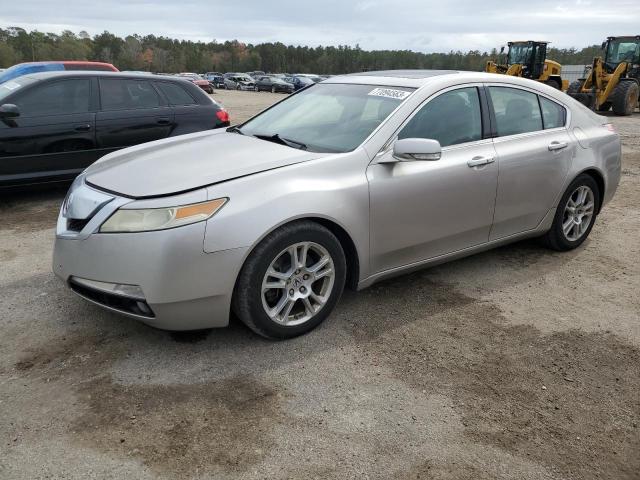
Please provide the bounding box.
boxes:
[53,70,621,339]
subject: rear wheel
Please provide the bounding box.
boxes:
[233,221,346,339]
[598,102,612,112]
[566,80,583,95]
[611,80,639,116]
[545,78,561,90]
[541,174,599,251]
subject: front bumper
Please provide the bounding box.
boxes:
[53,225,248,330]
[52,181,248,330]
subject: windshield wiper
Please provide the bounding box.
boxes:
[226,125,244,135]
[252,133,307,150]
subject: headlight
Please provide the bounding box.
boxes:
[100,198,227,233]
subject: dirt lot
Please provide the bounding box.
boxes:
[0,90,638,480]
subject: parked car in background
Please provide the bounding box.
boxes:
[52,71,620,339]
[284,75,315,91]
[246,71,266,79]
[294,74,323,83]
[204,72,225,89]
[209,75,226,89]
[255,75,295,93]
[223,73,255,90]
[177,73,213,93]
[0,71,229,188]
[0,61,118,84]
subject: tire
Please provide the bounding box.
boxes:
[236,85,241,91]
[271,86,276,93]
[545,78,561,90]
[611,80,639,116]
[541,174,600,251]
[233,221,346,339]
[254,86,259,92]
[598,102,612,112]
[566,80,583,95]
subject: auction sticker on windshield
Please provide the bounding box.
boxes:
[368,88,411,100]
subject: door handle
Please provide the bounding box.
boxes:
[467,156,495,168]
[548,141,568,151]
[156,118,172,125]
[74,124,92,132]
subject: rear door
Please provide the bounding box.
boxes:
[154,80,216,134]
[487,85,574,240]
[0,77,96,186]
[95,77,174,156]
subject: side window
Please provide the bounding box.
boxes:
[539,96,566,129]
[14,79,90,117]
[489,86,543,136]
[100,79,161,111]
[155,82,196,105]
[398,87,482,147]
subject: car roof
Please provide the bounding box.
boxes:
[323,69,546,88]
[18,71,180,82]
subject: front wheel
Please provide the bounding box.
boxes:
[541,174,599,251]
[233,221,346,339]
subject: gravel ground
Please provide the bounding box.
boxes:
[0,90,638,480]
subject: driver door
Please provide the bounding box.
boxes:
[367,85,499,273]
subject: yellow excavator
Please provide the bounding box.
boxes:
[486,41,568,90]
[567,35,640,116]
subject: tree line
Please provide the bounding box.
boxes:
[0,27,603,74]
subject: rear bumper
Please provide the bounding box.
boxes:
[53,222,249,330]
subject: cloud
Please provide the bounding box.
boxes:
[1,0,639,52]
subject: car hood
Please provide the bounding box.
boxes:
[85,130,325,198]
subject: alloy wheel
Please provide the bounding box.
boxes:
[562,185,595,241]
[261,242,335,326]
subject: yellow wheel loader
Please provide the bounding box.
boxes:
[567,36,640,116]
[485,41,568,90]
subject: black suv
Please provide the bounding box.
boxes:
[0,71,230,188]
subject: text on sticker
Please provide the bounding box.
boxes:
[368,88,411,100]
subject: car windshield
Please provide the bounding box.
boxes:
[606,39,640,65]
[239,83,415,153]
[508,44,533,65]
[0,76,36,103]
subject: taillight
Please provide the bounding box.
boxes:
[603,123,616,133]
[216,110,229,123]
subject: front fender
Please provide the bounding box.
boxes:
[202,150,371,280]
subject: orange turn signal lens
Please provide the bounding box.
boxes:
[175,198,228,220]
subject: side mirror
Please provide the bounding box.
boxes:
[392,138,442,161]
[0,104,20,119]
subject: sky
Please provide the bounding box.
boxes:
[1,0,639,52]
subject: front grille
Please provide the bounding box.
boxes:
[69,279,155,318]
[67,218,91,232]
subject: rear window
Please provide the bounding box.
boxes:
[539,96,566,129]
[100,78,161,111]
[156,82,196,105]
